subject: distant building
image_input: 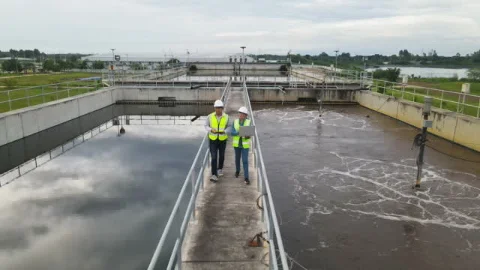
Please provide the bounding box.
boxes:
[80,53,256,70]
[0,57,35,62]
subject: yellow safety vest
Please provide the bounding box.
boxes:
[232,119,251,149]
[209,112,229,141]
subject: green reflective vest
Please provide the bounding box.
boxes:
[232,119,251,148]
[209,112,229,141]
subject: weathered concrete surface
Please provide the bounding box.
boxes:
[249,88,358,103]
[120,87,223,101]
[357,90,480,152]
[292,70,326,82]
[0,87,116,147]
[194,63,283,71]
[182,90,268,269]
[0,86,222,147]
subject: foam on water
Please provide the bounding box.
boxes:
[291,152,480,230]
[254,107,373,131]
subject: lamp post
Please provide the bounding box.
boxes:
[240,46,246,77]
[110,49,115,65]
[109,49,115,85]
[334,50,339,83]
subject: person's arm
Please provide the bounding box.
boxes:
[224,115,232,134]
[231,122,239,136]
[204,116,214,132]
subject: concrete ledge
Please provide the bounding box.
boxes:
[357,91,480,152]
[0,87,115,146]
[0,86,223,147]
[183,262,268,270]
[120,87,223,101]
[249,88,358,103]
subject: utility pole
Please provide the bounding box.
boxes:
[110,48,115,64]
[334,50,339,83]
[414,96,433,188]
[240,46,246,74]
[110,49,115,86]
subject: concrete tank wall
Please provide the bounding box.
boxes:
[248,88,357,102]
[0,86,224,147]
[194,63,284,71]
[120,87,223,101]
[0,87,116,147]
[356,91,480,152]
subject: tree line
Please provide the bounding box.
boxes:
[257,49,480,69]
[0,48,103,72]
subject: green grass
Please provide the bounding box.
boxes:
[0,73,24,77]
[0,72,101,89]
[371,84,480,117]
[0,72,102,113]
[0,86,98,113]
[409,79,480,96]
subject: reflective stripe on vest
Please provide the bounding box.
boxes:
[232,119,251,148]
[208,112,229,141]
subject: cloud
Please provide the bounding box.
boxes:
[0,0,479,55]
[215,31,270,37]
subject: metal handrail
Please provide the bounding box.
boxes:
[146,78,232,270]
[371,78,480,118]
[242,80,289,269]
[294,67,479,117]
[0,80,100,113]
[0,120,114,187]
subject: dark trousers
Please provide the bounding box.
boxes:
[234,147,249,179]
[210,139,227,176]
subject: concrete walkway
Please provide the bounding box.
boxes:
[182,89,268,270]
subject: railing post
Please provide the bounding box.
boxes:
[56,84,59,100]
[477,98,480,118]
[457,95,461,112]
[440,91,444,109]
[176,239,182,270]
[191,170,196,220]
[7,90,11,111]
[42,86,45,103]
[25,88,30,106]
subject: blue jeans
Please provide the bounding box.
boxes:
[234,147,249,179]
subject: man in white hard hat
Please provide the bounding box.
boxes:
[205,99,231,182]
[230,106,251,185]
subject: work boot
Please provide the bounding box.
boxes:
[235,171,239,178]
[210,175,218,183]
[218,169,224,177]
[244,178,250,185]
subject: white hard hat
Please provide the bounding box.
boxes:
[238,106,248,115]
[214,100,224,108]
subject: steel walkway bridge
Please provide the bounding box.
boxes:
[146,79,289,269]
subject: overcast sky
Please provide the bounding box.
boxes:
[1,0,479,56]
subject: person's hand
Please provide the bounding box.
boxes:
[211,128,218,133]
[245,136,251,139]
